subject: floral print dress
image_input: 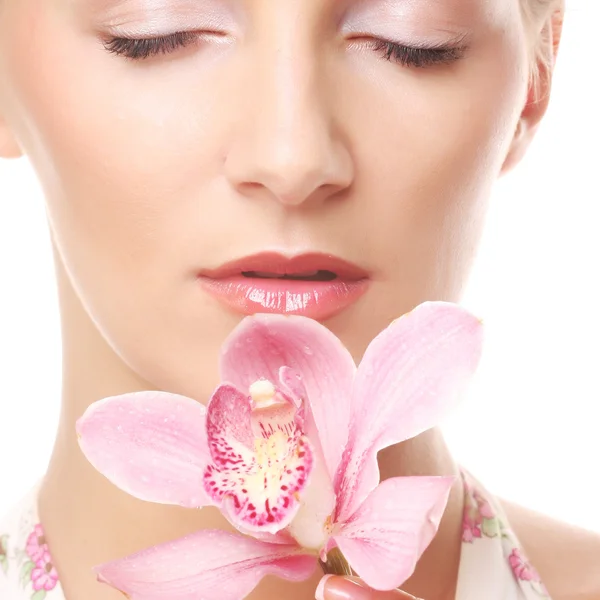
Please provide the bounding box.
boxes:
[0,471,551,600]
[0,489,61,600]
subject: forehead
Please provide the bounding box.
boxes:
[69,0,513,21]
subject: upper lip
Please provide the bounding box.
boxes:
[198,252,369,281]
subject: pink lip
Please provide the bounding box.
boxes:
[198,252,370,320]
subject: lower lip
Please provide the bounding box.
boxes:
[199,275,369,320]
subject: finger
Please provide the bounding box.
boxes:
[315,575,424,600]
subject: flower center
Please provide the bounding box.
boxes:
[203,379,314,533]
[249,379,278,408]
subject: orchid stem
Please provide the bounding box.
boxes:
[319,547,354,577]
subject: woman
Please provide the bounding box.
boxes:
[0,0,597,598]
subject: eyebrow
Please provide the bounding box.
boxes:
[73,0,224,22]
[76,0,223,9]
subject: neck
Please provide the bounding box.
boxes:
[37,257,465,600]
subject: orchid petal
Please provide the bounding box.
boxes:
[235,527,299,546]
[334,476,454,591]
[204,384,314,533]
[205,384,255,466]
[249,382,304,439]
[335,301,483,521]
[278,366,305,409]
[76,391,212,508]
[95,530,317,600]
[286,438,337,550]
[220,314,356,480]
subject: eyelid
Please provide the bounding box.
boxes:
[96,2,239,38]
[104,15,232,39]
[340,2,472,48]
[342,24,471,50]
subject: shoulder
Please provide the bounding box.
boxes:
[501,499,600,600]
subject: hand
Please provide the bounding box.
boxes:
[316,576,423,600]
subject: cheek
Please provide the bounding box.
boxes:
[324,26,528,350]
[1,3,240,401]
[344,28,528,304]
[4,1,227,261]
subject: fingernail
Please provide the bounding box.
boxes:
[315,574,334,600]
[315,576,372,600]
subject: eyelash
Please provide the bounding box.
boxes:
[368,38,466,68]
[102,31,201,61]
[102,31,466,68]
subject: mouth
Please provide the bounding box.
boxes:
[197,252,370,320]
[240,270,338,281]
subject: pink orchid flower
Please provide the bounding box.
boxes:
[76,301,483,600]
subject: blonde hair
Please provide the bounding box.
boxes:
[522,0,565,97]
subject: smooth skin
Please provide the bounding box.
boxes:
[0,0,597,599]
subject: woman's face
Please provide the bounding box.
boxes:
[0,0,536,401]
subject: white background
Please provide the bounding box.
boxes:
[1,1,598,531]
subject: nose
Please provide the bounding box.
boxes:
[223,40,354,207]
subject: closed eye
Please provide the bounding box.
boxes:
[102,31,220,61]
[367,38,468,68]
